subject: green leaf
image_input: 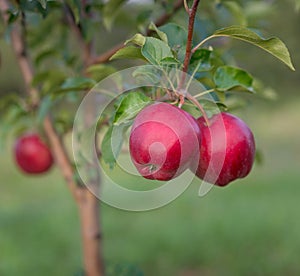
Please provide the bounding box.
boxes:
[101,124,128,169]
[60,77,96,91]
[189,49,213,72]
[148,22,168,43]
[142,37,174,65]
[0,104,30,148]
[160,57,180,66]
[159,23,187,49]
[113,92,152,125]
[0,93,24,111]
[125,33,146,47]
[181,103,201,118]
[34,48,58,67]
[212,26,295,71]
[159,23,187,62]
[214,66,254,92]
[199,99,227,115]
[7,9,19,24]
[182,100,227,118]
[37,0,47,9]
[110,46,145,61]
[103,0,127,30]
[86,64,117,82]
[32,70,67,95]
[20,0,49,16]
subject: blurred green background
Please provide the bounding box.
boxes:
[1,1,300,275]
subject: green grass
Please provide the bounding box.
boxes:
[0,155,300,276]
[1,161,300,276]
[102,168,300,276]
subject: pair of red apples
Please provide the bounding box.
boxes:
[129,102,255,186]
[14,102,255,187]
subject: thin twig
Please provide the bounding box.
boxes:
[184,0,190,14]
[177,0,210,126]
[63,2,92,66]
[192,34,216,53]
[176,0,200,96]
[176,0,200,93]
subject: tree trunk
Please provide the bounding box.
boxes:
[78,188,104,276]
[0,2,105,273]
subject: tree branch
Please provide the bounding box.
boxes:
[90,0,184,65]
[0,0,80,201]
[182,0,201,74]
[63,2,105,275]
[63,2,92,66]
[0,1,39,105]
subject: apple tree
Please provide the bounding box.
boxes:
[0,0,295,275]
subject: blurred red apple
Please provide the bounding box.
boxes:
[195,112,255,186]
[14,134,54,174]
[129,102,200,181]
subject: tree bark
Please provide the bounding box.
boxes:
[78,189,104,276]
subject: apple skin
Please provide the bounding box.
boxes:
[14,134,54,174]
[129,102,201,181]
[195,112,255,186]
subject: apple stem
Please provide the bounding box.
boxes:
[176,0,208,117]
[175,0,211,123]
[186,93,210,126]
[178,95,185,108]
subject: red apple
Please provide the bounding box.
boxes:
[129,102,201,181]
[14,134,54,174]
[195,112,255,186]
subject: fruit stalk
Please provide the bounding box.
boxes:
[178,0,210,125]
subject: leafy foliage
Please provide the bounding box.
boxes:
[0,0,294,153]
[0,0,296,170]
